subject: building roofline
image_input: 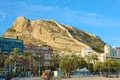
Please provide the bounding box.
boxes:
[0,37,23,42]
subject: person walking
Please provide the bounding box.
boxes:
[41,72,47,80]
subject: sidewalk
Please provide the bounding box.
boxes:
[12,76,120,80]
[62,76,120,80]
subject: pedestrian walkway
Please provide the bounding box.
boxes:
[12,76,120,80]
[62,76,120,80]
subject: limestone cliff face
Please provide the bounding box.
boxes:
[12,16,31,32]
[4,16,105,55]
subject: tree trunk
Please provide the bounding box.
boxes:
[66,72,70,78]
[68,72,70,78]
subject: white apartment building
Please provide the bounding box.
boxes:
[81,45,120,62]
[116,47,120,57]
[81,47,92,57]
[98,53,106,62]
[111,46,120,57]
[104,44,111,54]
[104,44,120,58]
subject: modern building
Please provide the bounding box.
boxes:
[104,44,120,59]
[81,47,92,57]
[24,45,40,56]
[98,53,106,62]
[4,44,53,77]
[40,45,53,67]
[0,37,24,54]
[104,44,111,54]
[24,45,53,67]
[111,46,120,57]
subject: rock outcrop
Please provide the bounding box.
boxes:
[4,16,106,55]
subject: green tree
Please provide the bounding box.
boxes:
[69,54,87,69]
[13,48,19,55]
[103,58,120,75]
[12,48,19,74]
[85,54,98,72]
[90,54,98,63]
[59,55,72,78]
[0,56,6,69]
[51,53,60,70]
[77,57,87,69]
[85,56,93,72]
[33,53,41,76]
[23,51,33,71]
[93,61,103,75]
[59,54,87,78]
[4,55,15,73]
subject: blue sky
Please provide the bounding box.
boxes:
[0,0,120,46]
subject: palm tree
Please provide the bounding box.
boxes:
[59,54,88,78]
[22,51,33,76]
[13,48,19,56]
[85,56,91,71]
[93,61,103,75]
[59,55,70,77]
[33,53,41,76]
[0,56,6,69]
[12,48,19,68]
[4,55,15,73]
[51,53,60,70]
[4,58,11,71]
[90,54,98,64]
[85,54,98,72]
[59,54,81,78]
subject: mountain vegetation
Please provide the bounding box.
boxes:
[4,16,106,55]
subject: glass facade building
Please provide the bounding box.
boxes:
[0,37,24,53]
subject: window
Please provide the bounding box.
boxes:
[44,54,50,60]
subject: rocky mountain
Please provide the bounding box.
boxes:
[4,16,105,55]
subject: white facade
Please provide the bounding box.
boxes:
[111,47,120,57]
[116,47,120,57]
[104,45,111,54]
[104,44,120,58]
[81,47,92,57]
[44,54,51,66]
[98,53,106,62]
[44,54,51,60]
